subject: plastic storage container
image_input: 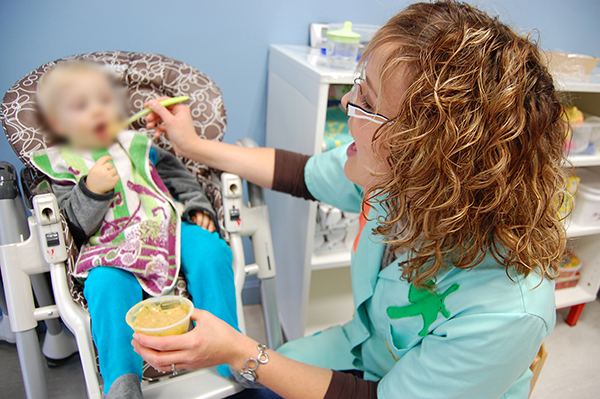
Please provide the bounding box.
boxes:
[571,168,600,226]
[326,21,361,69]
[545,52,600,82]
[555,273,580,290]
[558,251,582,278]
[570,123,592,153]
[586,115,600,147]
[567,114,600,154]
[327,23,380,59]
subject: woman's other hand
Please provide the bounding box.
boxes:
[145,97,198,158]
[133,309,334,399]
[132,309,255,372]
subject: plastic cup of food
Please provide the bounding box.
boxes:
[126,296,194,337]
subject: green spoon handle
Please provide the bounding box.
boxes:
[124,96,189,125]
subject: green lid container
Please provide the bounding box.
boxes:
[327,21,361,44]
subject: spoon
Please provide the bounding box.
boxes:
[109,95,189,134]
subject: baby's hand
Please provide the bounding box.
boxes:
[86,155,120,194]
[190,211,216,233]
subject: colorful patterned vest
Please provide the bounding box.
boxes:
[31,131,180,296]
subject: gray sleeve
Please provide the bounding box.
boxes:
[152,145,217,223]
[51,178,114,245]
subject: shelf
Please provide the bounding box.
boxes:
[554,69,600,93]
[271,44,357,84]
[566,221,600,238]
[311,250,352,270]
[305,267,354,336]
[566,152,600,167]
[555,285,596,309]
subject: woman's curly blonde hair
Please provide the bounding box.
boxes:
[362,1,568,288]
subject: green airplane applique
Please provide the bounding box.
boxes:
[387,283,460,337]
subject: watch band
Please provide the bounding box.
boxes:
[240,344,269,382]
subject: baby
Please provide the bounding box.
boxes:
[31,61,238,399]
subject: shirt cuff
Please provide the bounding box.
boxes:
[323,371,379,399]
[79,176,115,201]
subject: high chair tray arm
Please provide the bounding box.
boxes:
[234,137,283,351]
[34,193,103,398]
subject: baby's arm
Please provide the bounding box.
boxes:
[151,145,218,228]
[51,156,118,246]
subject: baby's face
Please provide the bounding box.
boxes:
[49,71,121,149]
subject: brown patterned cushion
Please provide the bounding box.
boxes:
[0,50,228,311]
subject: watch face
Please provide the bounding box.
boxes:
[241,370,256,382]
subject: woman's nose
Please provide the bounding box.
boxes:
[341,92,350,110]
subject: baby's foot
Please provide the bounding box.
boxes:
[104,373,142,399]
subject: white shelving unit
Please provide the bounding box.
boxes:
[265,44,600,339]
[557,72,600,323]
[265,45,357,340]
[569,153,600,167]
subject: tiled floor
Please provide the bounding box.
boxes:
[1,300,599,398]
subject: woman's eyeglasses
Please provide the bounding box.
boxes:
[346,78,389,125]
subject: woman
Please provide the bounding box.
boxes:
[133,1,567,398]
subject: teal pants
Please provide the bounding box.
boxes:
[84,222,237,394]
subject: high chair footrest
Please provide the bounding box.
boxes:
[142,367,243,399]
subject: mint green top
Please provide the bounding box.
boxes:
[327,21,361,44]
[277,144,556,399]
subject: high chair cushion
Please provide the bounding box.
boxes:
[1,51,229,309]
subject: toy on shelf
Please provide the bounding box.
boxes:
[556,251,582,290]
[314,203,359,253]
[559,174,580,220]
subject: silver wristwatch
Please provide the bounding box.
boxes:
[240,344,269,382]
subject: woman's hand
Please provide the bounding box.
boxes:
[145,97,199,158]
[145,96,277,190]
[132,309,255,372]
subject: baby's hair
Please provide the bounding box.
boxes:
[361,1,567,288]
[36,60,121,117]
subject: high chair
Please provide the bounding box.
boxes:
[0,51,283,399]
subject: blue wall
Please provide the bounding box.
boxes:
[1,0,599,168]
[1,0,598,303]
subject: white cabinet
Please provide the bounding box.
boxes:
[265,45,357,340]
[265,44,600,339]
